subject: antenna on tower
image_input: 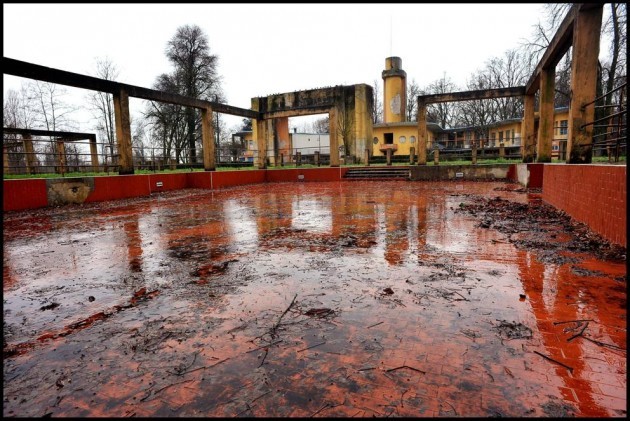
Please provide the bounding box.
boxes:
[390,15,393,57]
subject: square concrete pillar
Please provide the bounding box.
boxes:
[113,87,134,174]
[416,101,427,165]
[201,107,216,171]
[522,94,536,162]
[329,108,340,167]
[537,68,555,162]
[566,6,603,163]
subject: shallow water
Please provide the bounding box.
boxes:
[3,181,626,417]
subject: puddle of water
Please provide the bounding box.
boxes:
[3,181,626,417]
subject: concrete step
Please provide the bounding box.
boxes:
[344,167,410,180]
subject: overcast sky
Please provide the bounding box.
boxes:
[3,3,548,132]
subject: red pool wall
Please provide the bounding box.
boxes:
[3,179,48,211]
[3,166,628,249]
[542,164,626,247]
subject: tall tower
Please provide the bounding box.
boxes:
[382,57,407,123]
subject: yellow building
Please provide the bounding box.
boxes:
[372,56,571,161]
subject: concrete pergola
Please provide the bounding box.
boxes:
[3,127,98,175]
[3,58,258,175]
[415,3,603,165]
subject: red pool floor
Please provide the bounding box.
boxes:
[2,181,626,417]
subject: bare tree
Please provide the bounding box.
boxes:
[3,86,37,129]
[371,79,383,124]
[455,72,495,144]
[337,103,355,158]
[312,116,329,134]
[406,78,421,122]
[484,49,527,120]
[26,80,79,170]
[165,24,221,164]
[424,73,459,129]
[87,57,119,166]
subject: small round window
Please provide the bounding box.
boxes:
[399,136,406,144]
[409,136,416,143]
[373,137,379,145]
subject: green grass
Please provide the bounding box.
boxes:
[4,155,625,180]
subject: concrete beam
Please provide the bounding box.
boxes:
[3,127,95,141]
[2,57,258,119]
[525,4,603,95]
[417,87,525,104]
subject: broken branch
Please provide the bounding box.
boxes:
[567,322,589,342]
[270,293,297,337]
[533,351,573,372]
[297,341,326,353]
[386,365,425,374]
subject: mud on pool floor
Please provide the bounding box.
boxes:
[2,181,627,417]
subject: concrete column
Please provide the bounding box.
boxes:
[3,147,10,175]
[201,107,216,171]
[409,147,415,165]
[365,148,370,166]
[255,118,267,169]
[537,68,555,162]
[434,147,439,165]
[329,108,340,167]
[89,136,99,172]
[567,6,603,163]
[499,143,505,158]
[416,100,427,165]
[522,94,536,162]
[23,134,36,175]
[386,148,392,166]
[113,87,134,174]
[56,140,66,175]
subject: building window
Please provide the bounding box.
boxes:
[465,132,471,141]
[399,136,406,144]
[409,136,416,143]
[373,137,379,145]
[248,140,254,149]
[560,120,568,135]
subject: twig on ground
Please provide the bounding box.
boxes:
[270,293,297,337]
[553,319,595,325]
[245,340,283,354]
[297,342,326,353]
[367,321,384,329]
[533,350,573,372]
[386,365,425,374]
[567,322,589,342]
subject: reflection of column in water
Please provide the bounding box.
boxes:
[123,215,143,273]
[384,190,409,265]
[514,248,608,417]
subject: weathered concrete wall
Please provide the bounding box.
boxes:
[542,164,626,246]
[254,84,374,161]
[410,164,511,181]
[510,163,545,188]
[46,178,95,206]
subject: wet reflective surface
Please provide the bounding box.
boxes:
[3,181,626,417]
